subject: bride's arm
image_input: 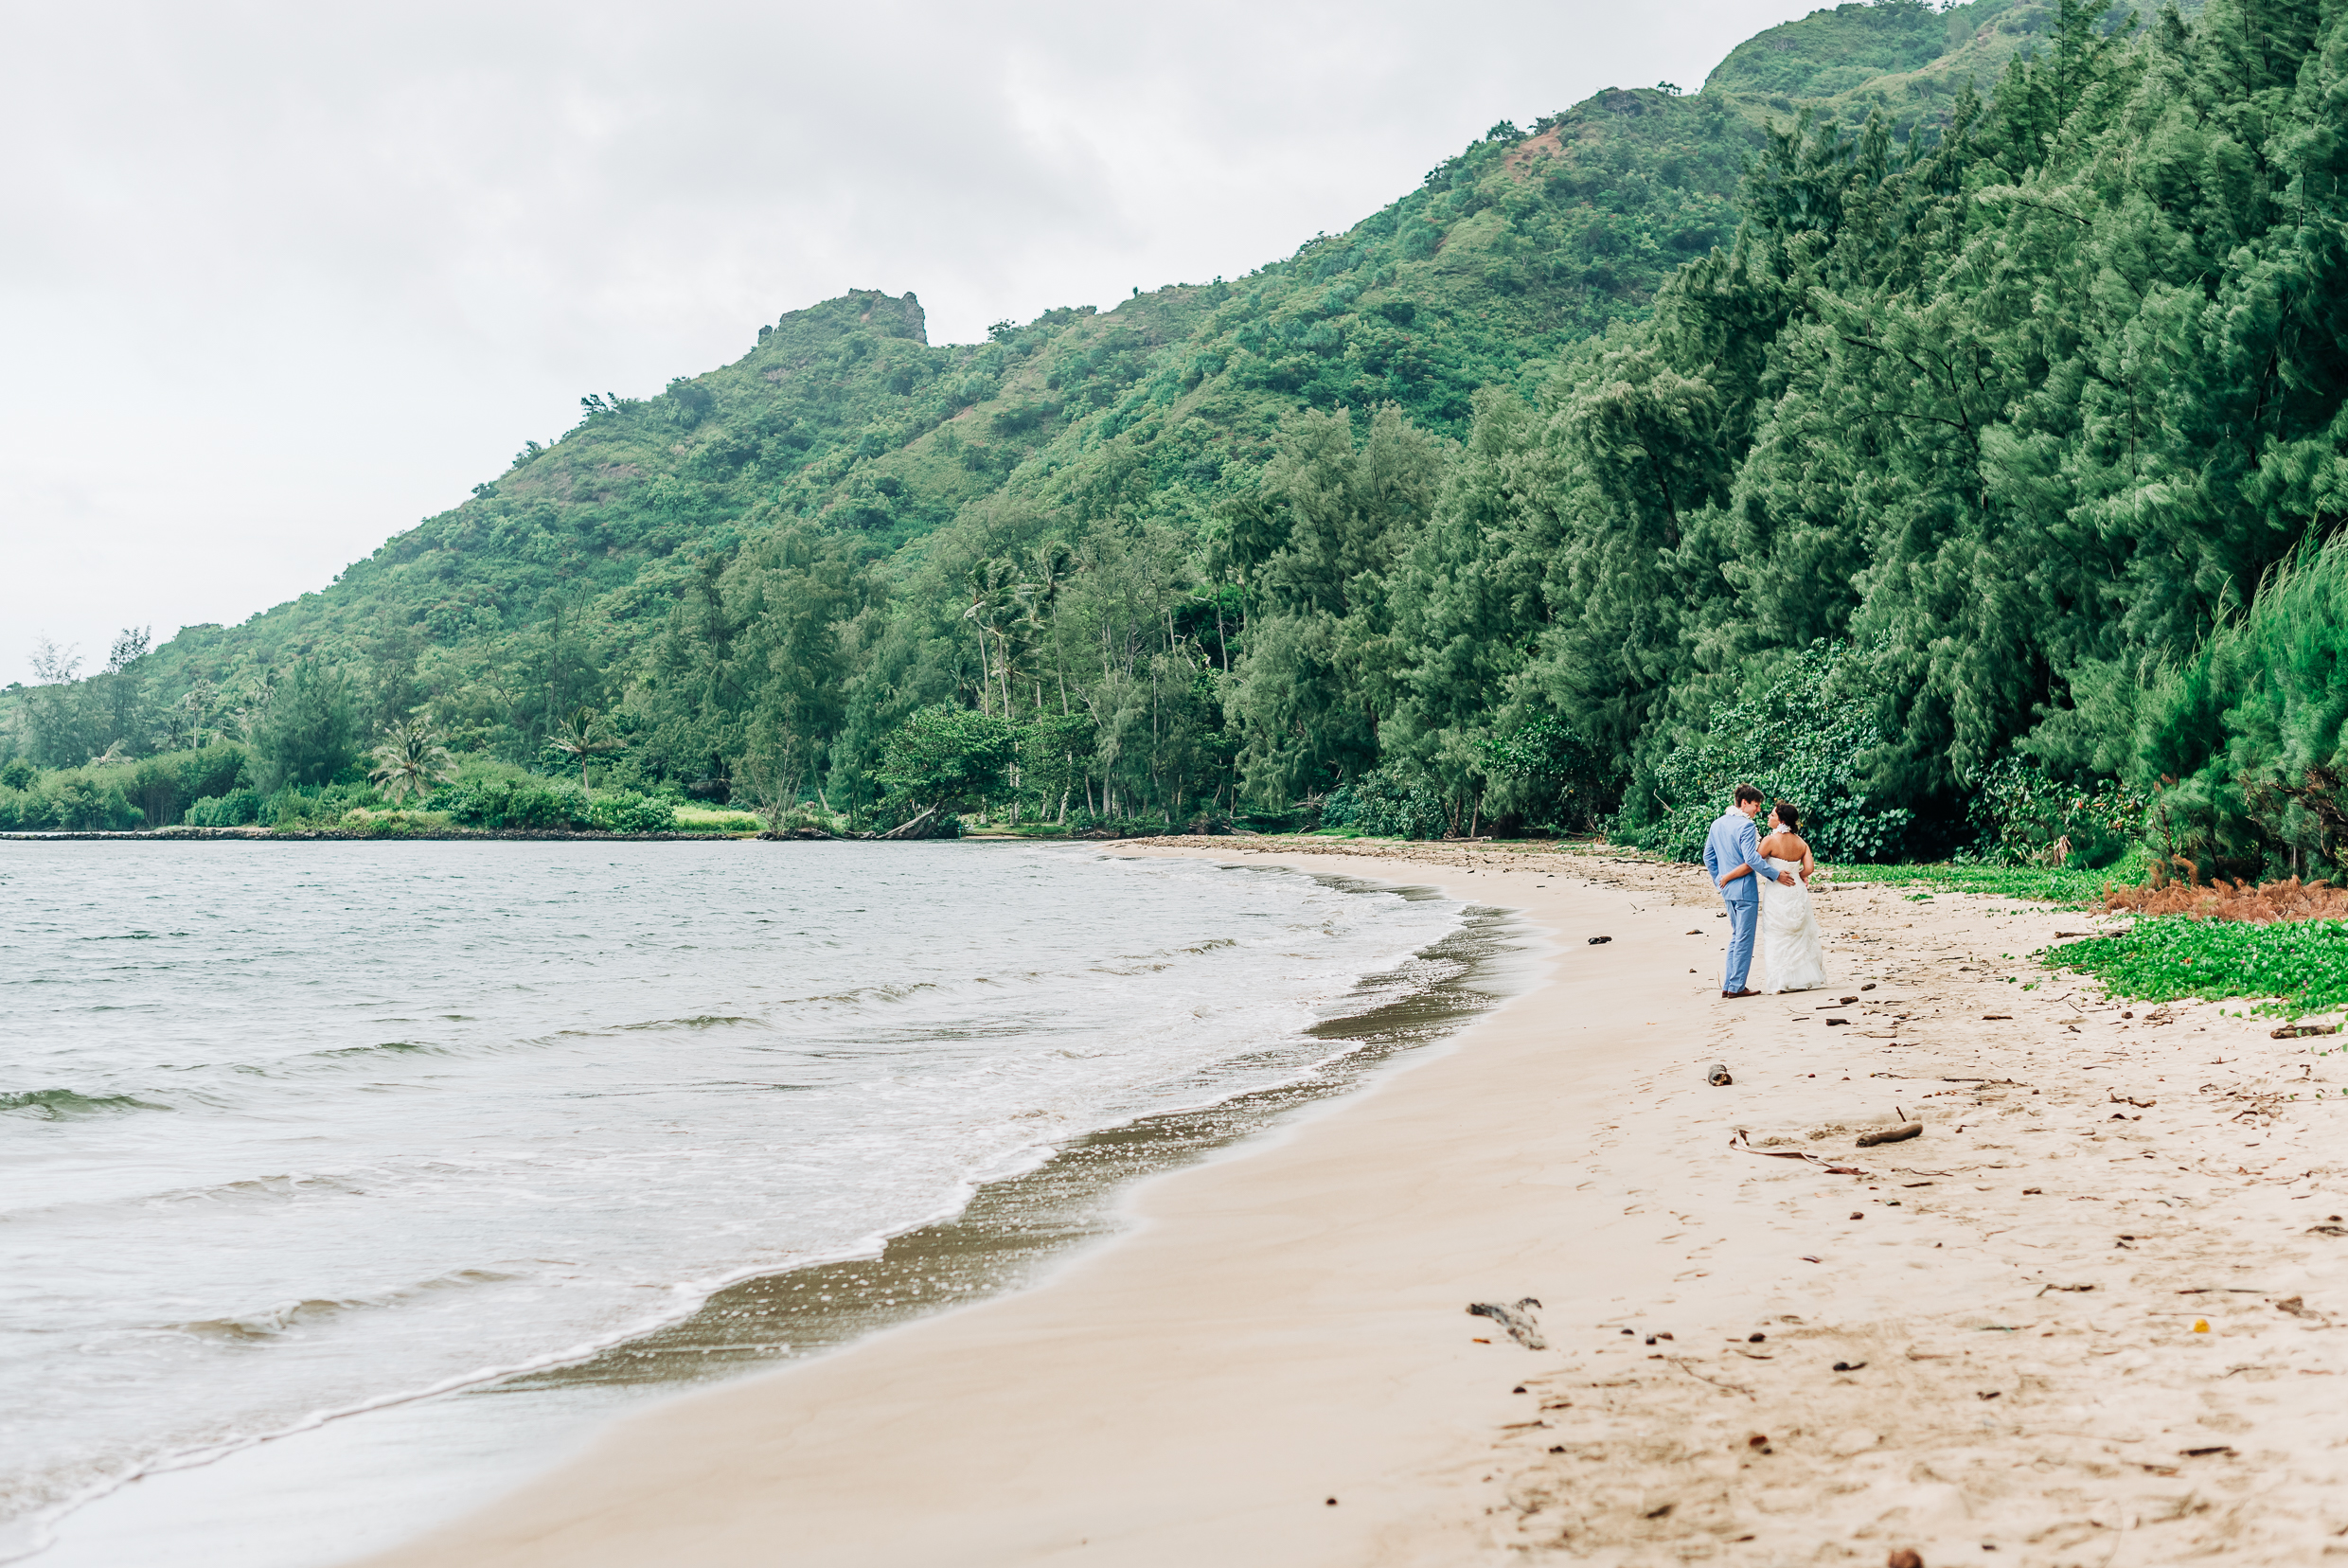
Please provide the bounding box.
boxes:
[1801,845,1816,882]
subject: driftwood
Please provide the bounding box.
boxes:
[1728,1130,1868,1175]
[1468,1298,1548,1350]
[1856,1122,1924,1148]
[878,807,945,841]
[2271,1023,2340,1039]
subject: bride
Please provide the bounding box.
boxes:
[1756,800,1827,993]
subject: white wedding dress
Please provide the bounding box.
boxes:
[1757,856,1827,994]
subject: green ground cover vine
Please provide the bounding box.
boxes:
[2041,918,2348,1020]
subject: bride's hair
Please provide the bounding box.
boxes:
[1771,800,1801,830]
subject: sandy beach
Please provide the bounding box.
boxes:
[351,840,2348,1567]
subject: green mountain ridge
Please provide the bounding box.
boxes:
[79,0,2052,713]
[23,0,2336,894]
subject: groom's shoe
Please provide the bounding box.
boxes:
[1721,989,1762,999]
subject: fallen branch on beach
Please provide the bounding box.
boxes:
[1727,1130,1869,1175]
[1855,1122,1924,1147]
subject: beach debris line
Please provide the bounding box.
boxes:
[1706,1063,1734,1086]
[2271,1022,2339,1038]
[1468,1298,1548,1350]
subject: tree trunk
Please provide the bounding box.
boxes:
[880,805,943,840]
[969,617,991,716]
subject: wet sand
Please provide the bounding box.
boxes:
[351,840,2348,1567]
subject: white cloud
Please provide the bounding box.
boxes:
[0,0,1821,684]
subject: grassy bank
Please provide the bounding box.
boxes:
[1821,847,2151,908]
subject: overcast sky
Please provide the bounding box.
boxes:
[1,0,1823,685]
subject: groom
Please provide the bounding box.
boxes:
[1703,785,1796,999]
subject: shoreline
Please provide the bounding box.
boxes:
[20,852,1510,1568]
[335,839,2348,1564]
[492,892,1524,1398]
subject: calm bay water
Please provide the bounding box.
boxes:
[0,841,1477,1561]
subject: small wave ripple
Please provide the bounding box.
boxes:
[0,840,1465,1553]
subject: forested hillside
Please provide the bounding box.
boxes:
[12,0,2342,883]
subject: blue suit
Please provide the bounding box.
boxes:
[1702,810,1776,993]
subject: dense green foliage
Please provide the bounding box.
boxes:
[2123,541,2348,878]
[19,0,2348,870]
[1320,767,1453,839]
[873,705,1014,822]
[1413,0,2348,871]
[0,743,248,831]
[2043,916,2348,1017]
[1624,642,1912,863]
[427,776,675,832]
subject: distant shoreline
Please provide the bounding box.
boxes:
[0,827,753,843]
[0,827,1247,845]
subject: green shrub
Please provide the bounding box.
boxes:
[1623,641,1912,864]
[260,782,382,829]
[47,775,141,830]
[121,744,251,828]
[1322,767,1449,839]
[2126,537,2348,882]
[185,789,264,827]
[1481,718,1618,832]
[427,777,674,832]
[428,777,586,829]
[0,788,55,830]
[1967,757,2144,869]
[336,809,447,839]
[585,793,676,833]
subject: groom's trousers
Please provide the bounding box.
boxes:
[1721,891,1757,992]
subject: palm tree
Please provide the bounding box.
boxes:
[369,716,456,803]
[961,559,1018,716]
[1023,541,1077,716]
[543,707,623,789]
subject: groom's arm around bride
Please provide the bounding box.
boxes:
[1704,785,1793,998]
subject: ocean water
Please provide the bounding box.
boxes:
[0,841,1485,1562]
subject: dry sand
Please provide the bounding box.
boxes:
[351,841,2348,1567]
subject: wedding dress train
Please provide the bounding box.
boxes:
[1757,855,1827,993]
